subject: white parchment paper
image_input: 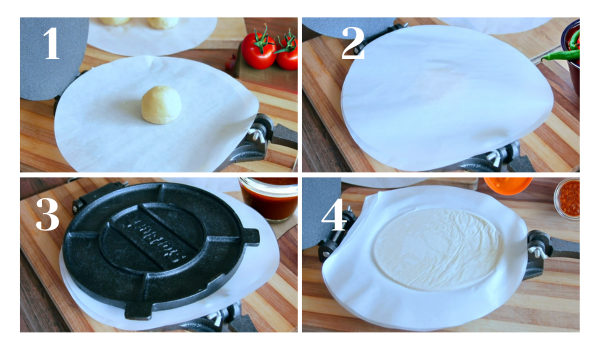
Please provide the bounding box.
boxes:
[322,186,528,331]
[342,25,553,171]
[88,18,217,56]
[60,186,279,331]
[54,56,259,172]
[341,178,426,189]
[438,18,551,35]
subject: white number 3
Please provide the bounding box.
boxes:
[36,198,59,231]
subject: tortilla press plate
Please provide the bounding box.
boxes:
[61,183,278,330]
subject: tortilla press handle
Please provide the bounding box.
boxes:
[318,208,357,262]
[72,181,128,215]
[271,124,298,150]
[146,302,258,332]
[524,230,580,280]
[353,22,409,55]
[242,228,260,247]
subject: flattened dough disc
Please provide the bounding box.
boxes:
[374,209,502,291]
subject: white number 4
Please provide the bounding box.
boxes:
[36,198,60,231]
[44,28,59,60]
[322,199,347,231]
[342,27,365,60]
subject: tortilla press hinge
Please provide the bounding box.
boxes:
[353,23,410,55]
[318,208,358,262]
[215,113,298,171]
[147,301,258,332]
[72,181,129,215]
[524,230,580,280]
[53,70,89,116]
[431,141,535,172]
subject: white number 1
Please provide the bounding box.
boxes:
[36,198,60,231]
[322,199,347,231]
[44,28,59,59]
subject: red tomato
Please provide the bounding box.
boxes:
[275,31,298,71]
[241,24,277,70]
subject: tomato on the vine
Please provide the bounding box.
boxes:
[241,24,277,70]
[274,29,298,71]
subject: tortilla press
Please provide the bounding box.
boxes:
[63,181,261,331]
[306,184,580,330]
[306,19,542,172]
[318,210,579,281]
[303,178,578,280]
[21,18,297,172]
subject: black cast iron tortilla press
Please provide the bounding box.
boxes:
[62,182,260,321]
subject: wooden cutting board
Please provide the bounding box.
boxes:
[20,178,298,332]
[195,18,247,50]
[303,179,579,331]
[302,17,579,172]
[20,47,298,173]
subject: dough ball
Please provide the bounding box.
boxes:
[373,208,502,291]
[141,86,182,125]
[147,17,179,30]
[99,18,131,26]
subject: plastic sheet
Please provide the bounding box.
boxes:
[88,17,217,56]
[322,186,528,331]
[438,18,551,35]
[54,56,259,172]
[341,25,553,171]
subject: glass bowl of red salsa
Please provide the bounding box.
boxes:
[561,19,580,96]
[238,177,298,223]
[554,178,580,220]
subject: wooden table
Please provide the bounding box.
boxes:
[20,18,298,173]
[302,177,580,331]
[20,178,298,332]
[302,18,580,172]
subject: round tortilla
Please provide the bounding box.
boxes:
[373,208,502,291]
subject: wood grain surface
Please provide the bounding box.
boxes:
[194,18,247,50]
[20,18,298,173]
[20,178,298,332]
[302,177,579,331]
[302,18,579,172]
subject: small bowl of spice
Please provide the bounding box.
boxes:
[238,177,298,223]
[554,178,580,220]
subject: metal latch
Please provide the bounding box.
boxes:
[216,113,298,171]
[432,140,535,172]
[318,208,358,262]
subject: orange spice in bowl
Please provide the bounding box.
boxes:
[484,177,533,196]
[554,178,580,220]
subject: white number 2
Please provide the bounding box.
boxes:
[342,27,365,60]
[36,198,59,231]
[322,199,347,231]
[44,28,59,60]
